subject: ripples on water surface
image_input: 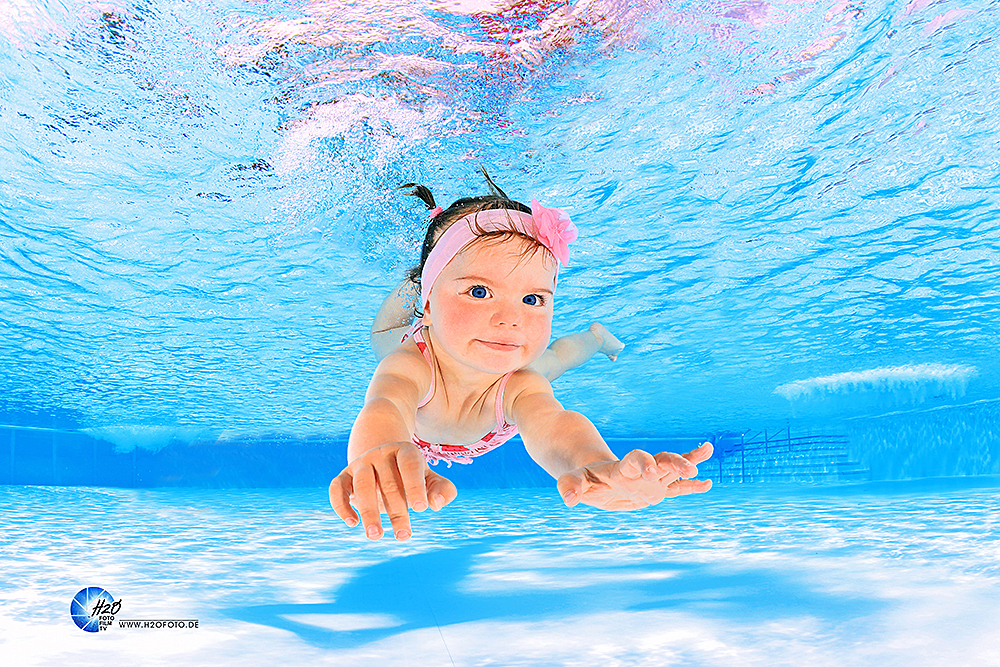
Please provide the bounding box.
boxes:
[1,0,999,439]
[3,483,999,665]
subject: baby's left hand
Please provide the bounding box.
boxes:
[557,443,714,511]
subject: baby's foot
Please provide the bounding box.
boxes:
[589,322,625,362]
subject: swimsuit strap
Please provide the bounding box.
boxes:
[495,370,515,428]
[402,321,435,408]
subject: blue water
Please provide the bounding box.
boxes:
[2,0,1000,663]
[3,0,998,447]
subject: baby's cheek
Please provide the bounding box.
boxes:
[530,318,552,354]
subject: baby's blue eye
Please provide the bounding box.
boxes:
[523,294,540,306]
[470,286,488,299]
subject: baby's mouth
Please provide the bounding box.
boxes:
[476,339,520,351]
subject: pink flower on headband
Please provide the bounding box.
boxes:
[429,206,443,219]
[530,199,578,266]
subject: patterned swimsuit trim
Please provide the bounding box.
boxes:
[402,320,519,466]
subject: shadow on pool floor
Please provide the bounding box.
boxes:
[222,536,882,649]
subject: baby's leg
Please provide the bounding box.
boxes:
[370,279,419,360]
[530,322,625,382]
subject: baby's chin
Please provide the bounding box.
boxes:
[465,346,541,375]
[471,356,529,376]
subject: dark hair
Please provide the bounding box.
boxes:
[398,167,533,294]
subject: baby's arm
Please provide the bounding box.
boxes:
[370,279,419,361]
[529,323,625,382]
[329,347,457,541]
[510,372,712,509]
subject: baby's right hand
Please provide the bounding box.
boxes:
[329,442,457,542]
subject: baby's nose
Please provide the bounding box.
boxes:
[490,301,520,327]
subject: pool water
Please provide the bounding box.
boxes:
[3,0,998,440]
[4,481,999,665]
[3,0,1000,664]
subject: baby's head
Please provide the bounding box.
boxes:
[400,170,578,372]
[401,169,578,317]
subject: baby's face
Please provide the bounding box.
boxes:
[425,237,556,376]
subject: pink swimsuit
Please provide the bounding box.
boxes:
[402,321,519,466]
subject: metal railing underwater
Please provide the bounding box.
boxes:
[711,427,870,483]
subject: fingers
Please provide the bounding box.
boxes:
[350,464,385,541]
[556,469,587,507]
[397,445,430,513]
[664,478,713,498]
[620,449,659,481]
[329,472,359,527]
[331,444,459,542]
[377,461,414,542]
[653,451,699,479]
[684,442,714,466]
[557,465,609,507]
[372,446,435,541]
[425,471,458,511]
[651,443,713,481]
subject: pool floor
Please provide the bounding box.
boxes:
[2,481,999,666]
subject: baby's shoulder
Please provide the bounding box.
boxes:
[502,369,560,425]
[372,339,432,388]
[503,367,555,404]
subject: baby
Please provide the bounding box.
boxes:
[330,173,713,540]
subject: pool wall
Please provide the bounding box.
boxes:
[0,426,694,489]
[846,399,1000,479]
[3,400,998,488]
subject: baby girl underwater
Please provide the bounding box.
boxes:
[330,172,714,541]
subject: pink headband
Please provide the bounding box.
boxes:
[420,199,578,311]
